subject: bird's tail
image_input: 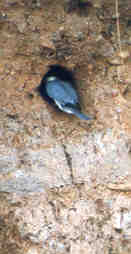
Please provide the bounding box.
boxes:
[73,110,93,120]
[63,105,93,120]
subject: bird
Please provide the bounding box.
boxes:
[38,64,93,120]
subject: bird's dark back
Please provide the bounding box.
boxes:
[38,64,77,107]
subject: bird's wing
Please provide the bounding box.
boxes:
[46,80,78,105]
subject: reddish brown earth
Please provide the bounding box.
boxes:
[0,0,131,253]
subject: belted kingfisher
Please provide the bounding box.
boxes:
[38,65,93,120]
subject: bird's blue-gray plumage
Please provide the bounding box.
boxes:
[38,64,93,120]
[45,77,92,120]
[46,78,78,106]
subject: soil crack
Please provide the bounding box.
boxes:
[62,144,74,184]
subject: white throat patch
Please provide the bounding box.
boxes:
[47,76,56,82]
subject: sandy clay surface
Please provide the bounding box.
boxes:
[0,0,131,253]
